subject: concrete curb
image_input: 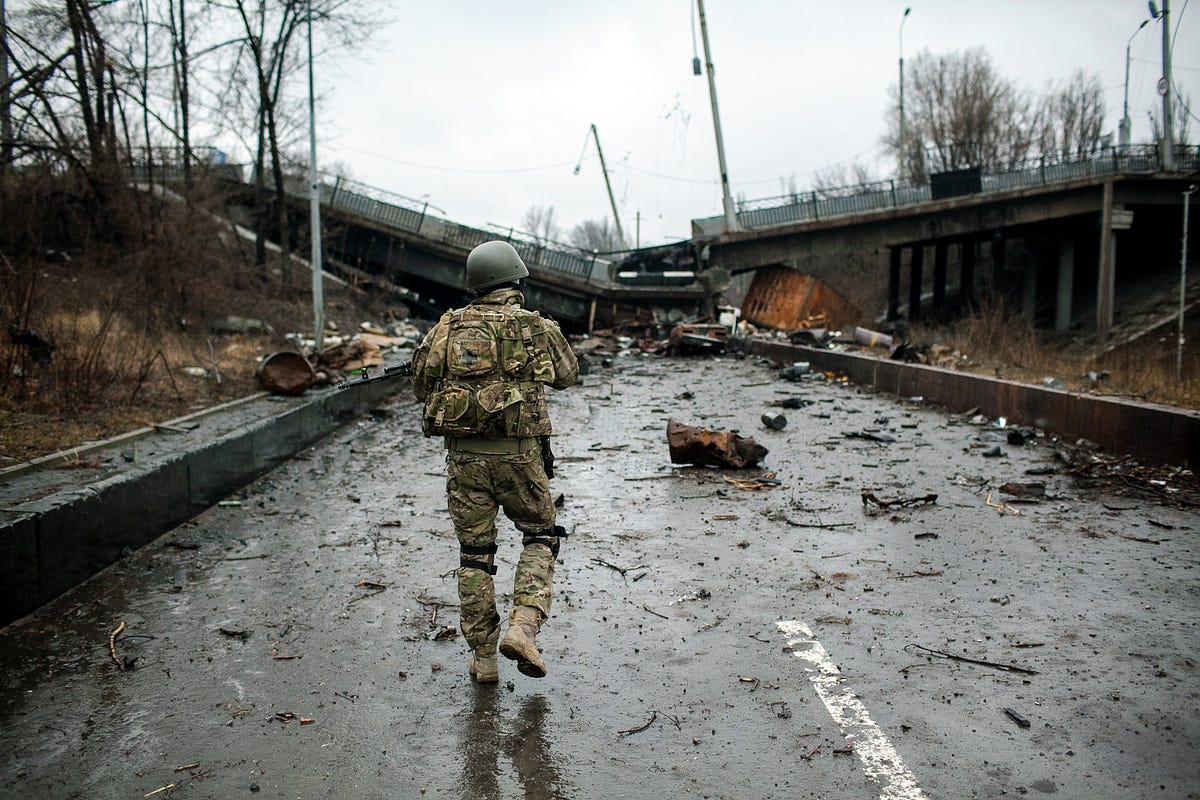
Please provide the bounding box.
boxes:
[749,339,1200,469]
[0,379,405,626]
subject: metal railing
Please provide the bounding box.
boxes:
[697,143,1200,236]
[301,173,613,286]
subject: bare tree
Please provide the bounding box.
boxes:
[521,204,562,246]
[1033,69,1106,160]
[569,217,624,252]
[884,47,1034,182]
[811,161,875,191]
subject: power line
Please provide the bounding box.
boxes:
[338,143,579,175]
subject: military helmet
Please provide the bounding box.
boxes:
[466,241,529,293]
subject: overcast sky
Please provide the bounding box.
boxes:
[313,1,1199,247]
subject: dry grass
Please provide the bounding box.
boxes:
[904,300,1200,409]
[0,172,397,465]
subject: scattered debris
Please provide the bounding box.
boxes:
[427,626,457,641]
[778,362,811,382]
[980,445,1004,458]
[670,588,712,606]
[903,643,1039,675]
[998,482,1046,500]
[845,430,898,444]
[985,493,1022,515]
[861,491,937,509]
[219,627,253,640]
[1003,707,1032,729]
[761,412,787,430]
[668,323,729,355]
[667,419,768,469]
[724,473,781,491]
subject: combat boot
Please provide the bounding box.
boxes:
[469,629,499,684]
[499,606,546,678]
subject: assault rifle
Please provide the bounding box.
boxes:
[335,361,412,390]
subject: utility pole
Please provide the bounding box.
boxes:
[1153,0,1176,169]
[588,124,625,248]
[898,7,911,179]
[696,0,739,232]
[307,0,324,351]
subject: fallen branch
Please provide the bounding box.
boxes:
[642,605,669,620]
[109,620,126,668]
[591,557,647,576]
[904,643,1038,675]
[783,517,855,529]
[617,710,657,737]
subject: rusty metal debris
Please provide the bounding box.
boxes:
[861,491,937,508]
[667,419,768,469]
[668,323,729,355]
[256,351,315,395]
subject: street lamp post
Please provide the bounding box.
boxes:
[695,0,738,233]
[306,0,324,351]
[1120,19,1150,148]
[898,7,911,180]
[1179,185,1196,381]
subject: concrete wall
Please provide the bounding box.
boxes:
[750,339,1200,468]
[0,380,403,626]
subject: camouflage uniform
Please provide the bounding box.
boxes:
[412,288,578,655]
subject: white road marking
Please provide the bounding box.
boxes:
[778,620,929,800]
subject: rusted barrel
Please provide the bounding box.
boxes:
[256,351,315,395]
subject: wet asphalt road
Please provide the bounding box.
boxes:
[1,353,1197,800]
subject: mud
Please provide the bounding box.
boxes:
[1,354,1197,799]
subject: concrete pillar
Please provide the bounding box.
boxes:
[1055,238,1075,332]
[960,240,976,308]
[1097,181,1115,337]
[909,244,924,320]
[1022,244,1038,321]
[933,241,948,315]
[888,246,902,321]
[992,234,1006,287]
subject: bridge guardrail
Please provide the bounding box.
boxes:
[302,173,614,286]
[714,143,1199,236]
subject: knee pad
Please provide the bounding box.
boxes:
[460,543,498,575]
[522,525,567,558]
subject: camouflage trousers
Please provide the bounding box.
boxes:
[447,449,557,650]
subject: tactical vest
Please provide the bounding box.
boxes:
[418,304,557,439]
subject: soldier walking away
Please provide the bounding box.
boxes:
[412,241,579,682]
